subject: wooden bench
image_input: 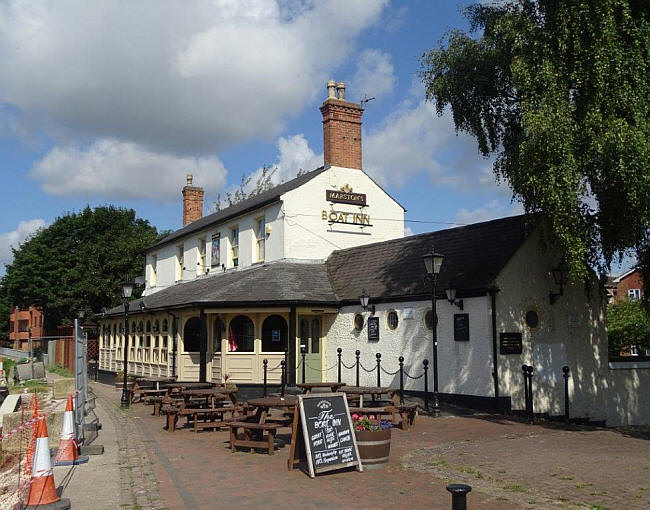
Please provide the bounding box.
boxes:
[395,403,418,431]
[228,421,281,455]
[349,406,395,419]
[190,406,242,432]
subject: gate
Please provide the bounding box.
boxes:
[74,319,88,445]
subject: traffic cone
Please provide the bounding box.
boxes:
[54,394,88,466]
[23,417,71,509]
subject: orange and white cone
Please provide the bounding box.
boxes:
[54,394,88,466]
[24,418,70,509]
[24,394,40,477]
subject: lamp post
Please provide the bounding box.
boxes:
[423,248,444,417]
[120,279,135,408]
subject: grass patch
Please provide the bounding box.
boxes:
[46,364,74,377]
[426,458,447,467]
[503,484,526,493]
[589,504,609,510]
[559,475,574,480]
[10,379,49,394]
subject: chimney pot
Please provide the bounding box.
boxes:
[336,82,346,100]
[327,79,336,99]
[186,174,193,186]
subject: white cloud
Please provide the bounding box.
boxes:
[0,218,46,269]
[0,0,388,154]
[274,134,322,182]
[349,49,396,100]
[30,139,227,202]
[454,200,523,225]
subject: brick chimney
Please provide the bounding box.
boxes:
[320,80,363,169]
[182,174,204,226]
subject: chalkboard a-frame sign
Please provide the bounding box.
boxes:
[288,393,363,478]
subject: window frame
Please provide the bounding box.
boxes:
[176,244,184,281]
[255,217,266,263]
[230,226,239,267]
[386,310,399,330]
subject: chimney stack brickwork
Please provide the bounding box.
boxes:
[182,174,204,226]
[320,80,364,170]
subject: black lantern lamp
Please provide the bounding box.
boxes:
[120,278,135,408]
[549,263,569,305]
[358,289,375,314]
[445,285,464,310]
[423,248,444,417]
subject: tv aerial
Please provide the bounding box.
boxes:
[360,94,375,108]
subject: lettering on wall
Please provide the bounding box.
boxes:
[322,210,371,226]
[326,189,367,206]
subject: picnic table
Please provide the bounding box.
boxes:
[340,386,418,431]
[295,382,346,394]
[134,376,175,389]
[339,386,398,407]
[180,388,229,408]
[228,395,298,455]
[163,381,214,393]
[161,393,230,432]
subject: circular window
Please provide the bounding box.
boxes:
[353,313,364,331]
[387,310,399,330]
[525,309,540,329]
[424,309,436,330]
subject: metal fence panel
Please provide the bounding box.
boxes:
[74,319,87,445]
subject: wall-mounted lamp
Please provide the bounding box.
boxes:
[445,286,464,310]
[549,263,569,305]
[100,307,107,319]
[359,289,375,314]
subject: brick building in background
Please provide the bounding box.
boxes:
[613,268,645,303]
[8,306,45,350]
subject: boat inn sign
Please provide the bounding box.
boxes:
[99,80,650,427]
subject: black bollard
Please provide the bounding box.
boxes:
[355,350,361,387]
[522,364,529,419]
[280,360,286,397]
[562,365,570,423]
[446,484,472,510]
[263,359,268,397]
[423,359,429,412]
[399,356,404,405]
[301,346,306,384]
[283,348,288,388]
[337,347,342,384]
[526,365,534,424]
[376,353,382,387]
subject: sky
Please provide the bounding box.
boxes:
[0,0,630,275]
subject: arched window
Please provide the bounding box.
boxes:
[146,320,151,333]
[162,318,169,333]
[262,315,288,352]
[299,319,309,351]
[228,315,254,352]
[153,320,160,333]
[213,317,226,352]
[183,317,201,352]
[112,324,117,347]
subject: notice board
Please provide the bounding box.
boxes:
[367,316,380,341]
[288,393,362,477]
[500,332,523,355]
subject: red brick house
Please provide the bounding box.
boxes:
[613,268,644,303]
[8,306,45,350]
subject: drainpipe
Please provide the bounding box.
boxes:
[489,286,500,412]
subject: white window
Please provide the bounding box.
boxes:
[198,238,206,275]
[211,233,221,268]
[230,226,239,267]
[255,217,265,262]
[176,244,184,281]
[628,288,641,300]
[150,254,157,287]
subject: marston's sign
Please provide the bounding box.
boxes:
[322,210,371,226]
[326,189,367,206]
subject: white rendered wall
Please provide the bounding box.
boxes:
[326,297,493,396]
[282,166,404,260]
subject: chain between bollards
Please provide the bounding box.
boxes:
[263,359,268,397]
[399,356,404,404]
[355,350,361,387]
[337,347,342,383]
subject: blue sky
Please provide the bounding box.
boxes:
[1,0,623,274]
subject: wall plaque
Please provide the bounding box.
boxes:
[367,316,380,342]
[454,313,470,342]
[326,189,366,206]
[500,332,523,355]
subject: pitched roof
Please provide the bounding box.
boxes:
[613,266,640,283]
[151,165,329,249]
[104,260,337,316]
[326,214,537,303]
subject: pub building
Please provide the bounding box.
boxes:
[99,81,649,427]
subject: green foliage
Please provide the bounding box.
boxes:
[0,206,159,327]
[46,364,74,378]
[214,165,278,212]
[420,1,650,283]
[607,299,650,354]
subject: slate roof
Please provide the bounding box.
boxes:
[326,214,537,303]
[150,165,329,249]
[104,260,337,316]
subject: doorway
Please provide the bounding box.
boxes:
[299,316,322,383]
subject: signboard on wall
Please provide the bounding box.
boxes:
[326,189,367,206]
[367,316,380,342]
[500,332,523,355]
[211,233,220,267]
[454,314,470,342]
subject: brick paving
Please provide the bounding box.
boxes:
[92,383,650,510]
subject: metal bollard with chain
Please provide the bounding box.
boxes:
[337,347,342,383]
[446,484,472,510]
[263,359,268,397]
[376,353,382,387]
[355,350,361,386]
[423,359,429,412]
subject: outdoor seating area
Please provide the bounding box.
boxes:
[125,380,418,465]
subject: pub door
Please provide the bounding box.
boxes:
[299,316,322,383]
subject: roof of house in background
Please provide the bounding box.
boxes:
[613,267,641,283]
[150,165,329,250]
[326,214,537,303]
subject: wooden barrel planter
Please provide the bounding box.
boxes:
[354,427,391,470]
